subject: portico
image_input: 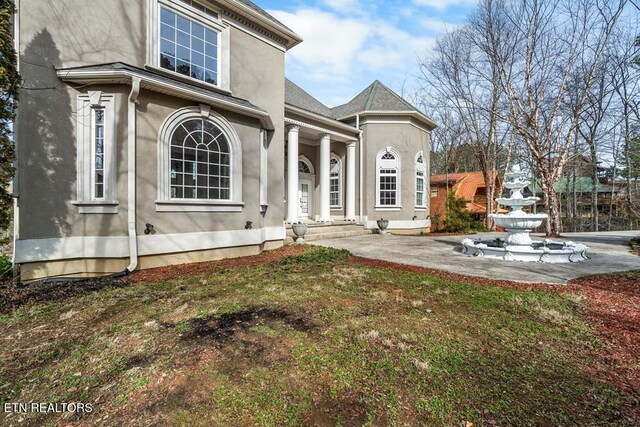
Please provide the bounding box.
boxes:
[284,111,359,224]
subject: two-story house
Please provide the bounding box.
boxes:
[13,0,436,280]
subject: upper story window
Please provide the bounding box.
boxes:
[160,6,218,85]
[376,147,401,208]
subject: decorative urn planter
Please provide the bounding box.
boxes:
[377,218,389,235]
[291,222,308,244]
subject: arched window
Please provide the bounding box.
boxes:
[330,155,341,207]
[298,160,311,174]
[376,147,401,207]
[157,106,243,212]
[170,118,230,200]
[415,152,426,207]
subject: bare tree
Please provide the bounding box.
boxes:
[418,20,508,230]
[490,0,627,235]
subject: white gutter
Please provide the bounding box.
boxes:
[126,77,141,273]
[336,110,438,131]
[12,0,20,275]
[284,104,361,135]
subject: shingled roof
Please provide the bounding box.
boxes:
[285,78,333,118]
[331,80,422,119]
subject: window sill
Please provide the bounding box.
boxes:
[73,201,119,214]
[145,65,231,95]
[155,200,244,212]
[330,206,343,210]
[375,206,402,212]
[414,206,428,211]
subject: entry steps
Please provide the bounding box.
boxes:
[285,220,371,244]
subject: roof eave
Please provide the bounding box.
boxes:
[285,104,360,135]
[223,0,303,50]
[336,110,438,130]
[57,67,274,130]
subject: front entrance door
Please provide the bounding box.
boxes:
[299,181,312,219]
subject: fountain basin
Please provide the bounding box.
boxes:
[495,197,539,208]
[461,238,589,263]
[490,214,547,230]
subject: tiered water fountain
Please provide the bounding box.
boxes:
[461,165,589,263]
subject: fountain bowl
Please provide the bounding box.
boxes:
[495,197,539,208]
[490,214,547,230]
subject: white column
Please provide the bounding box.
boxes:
[345,141,356,221]
[286,126,299,223]
[318,134,332,222]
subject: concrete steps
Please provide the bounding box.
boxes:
[285,221,372,244]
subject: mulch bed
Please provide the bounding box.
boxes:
[128,244,306,284]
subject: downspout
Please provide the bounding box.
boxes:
[357,114,363,222]
[126,77,141,273]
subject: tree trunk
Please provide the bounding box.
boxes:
[542,179,561,236]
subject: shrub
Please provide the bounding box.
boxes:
[0,255,11,276]
[443,193,473,232]
[281,247,349,265]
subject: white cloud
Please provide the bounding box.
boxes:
[420,17,460,33]
[269,9,372,75]
[322,0,362,14]
[412,0,476,11]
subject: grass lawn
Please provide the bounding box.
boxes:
[0,246,637,426]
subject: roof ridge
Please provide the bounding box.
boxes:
[365,81,379,111]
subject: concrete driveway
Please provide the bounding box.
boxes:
[311,231,640,284]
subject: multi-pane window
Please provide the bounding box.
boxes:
[416,153,426,207]
[379,168,397,206]
[376,149,400,207]
[159,7,218,85]
[93,109,105,200]
[170,118,230,200]
[330,157,340,206]
[416,171,425,206]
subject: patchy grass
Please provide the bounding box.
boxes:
[0,246,636,426]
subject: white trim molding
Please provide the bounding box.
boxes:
[156,105,243,212]
[284,117,357,142]
[15,226,286,263]
[376,146,401,209]
[75,92,118,214]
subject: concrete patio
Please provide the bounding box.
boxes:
[311,231,640,284]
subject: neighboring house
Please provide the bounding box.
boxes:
[429,171,502,230]
[13,0,436,280]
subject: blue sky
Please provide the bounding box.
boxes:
[259,0,475,107]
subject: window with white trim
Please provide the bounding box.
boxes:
[330,155,341,207]
[150,0,229,89]
[74,92,118,214]
[157,106,243,212]
[415,152,426,208]
[376,147,400,208]
[169,118,230,200]
[159,6,218,84]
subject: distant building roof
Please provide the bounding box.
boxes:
[430,172,468,185]
[530,177,609,195]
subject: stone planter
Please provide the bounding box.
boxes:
[376,219,389,235]
[291,223,308,244]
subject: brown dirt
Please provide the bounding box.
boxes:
[172,307,315,344]
[0,277,130,314]
[129,244,305,284]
